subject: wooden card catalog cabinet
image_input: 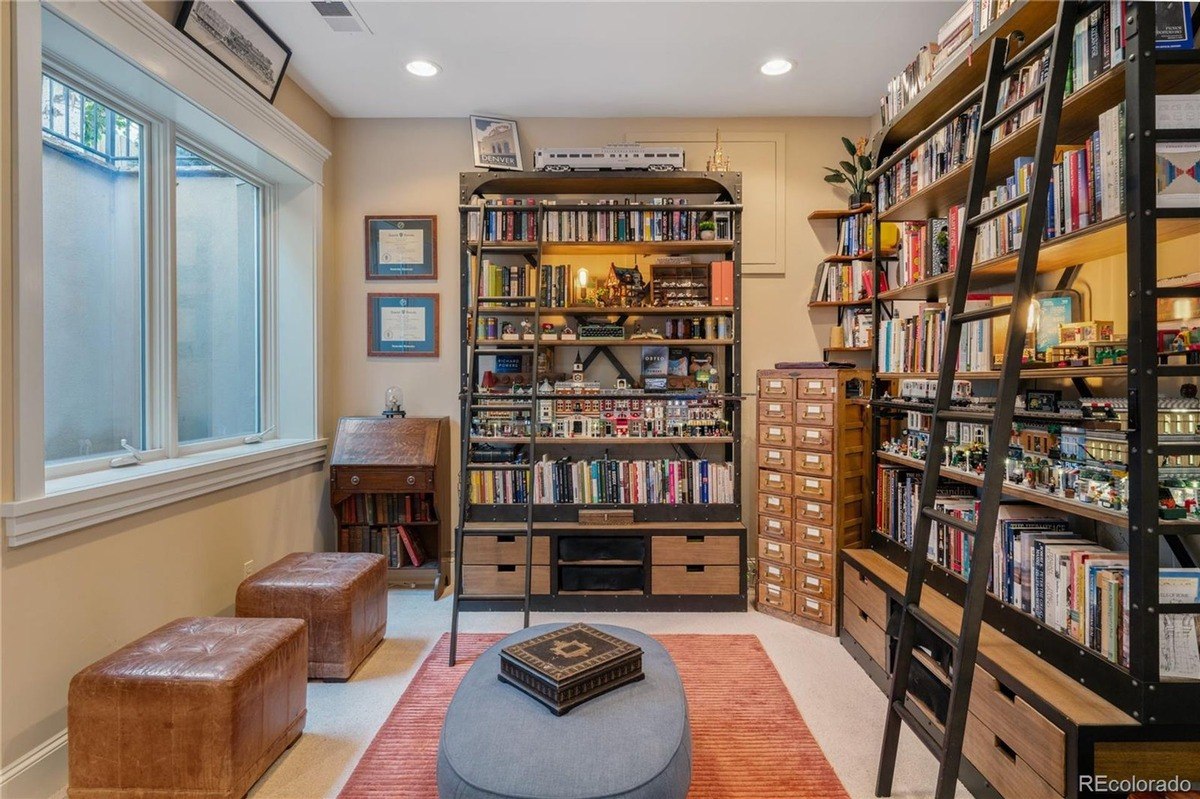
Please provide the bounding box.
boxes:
[754,368,867,635]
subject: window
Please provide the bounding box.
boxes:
[41,74,147,464]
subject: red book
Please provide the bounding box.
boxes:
[396,525,427,567]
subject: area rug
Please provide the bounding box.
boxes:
[338,632,849,799]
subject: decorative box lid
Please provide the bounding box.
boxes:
[330,416,445,467]
[500,623,642,684]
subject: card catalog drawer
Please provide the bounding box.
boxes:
[759,469,793,496]
[759,560,793,590]
[843,596,889,668]
[796,377,836,398]
[794,449,833,477]
[462,565,550,596]
[654,535,740,565]
[758,423,793,447]
[653,565,739,595]
[758,514,793,542]
[795,594,834,627]
[794,475,833,502]
[758,400,795,424]
[795,570,833,601]
[758,493,793,519]
[758,446,793,471]
[964,712,1061,799]
[794,545,835,578]
[794,425,833,452]
[843,561,888,622]
[757,537,793,566]
[794,499,832,525]
[462,535,550,566]
[969,666,1066,794]
[795,401,835,427]
[757,583,794,614]
[758,376,794,400]
[795,523,834,552]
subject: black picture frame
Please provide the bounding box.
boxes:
[176,1,292,104]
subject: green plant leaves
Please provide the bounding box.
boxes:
[842,136,857,157]
[824,173,847,184]
[858,154,872,171]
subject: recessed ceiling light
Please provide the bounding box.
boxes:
[760,59,793,77]
[406,60,440,77]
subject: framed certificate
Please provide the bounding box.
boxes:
[365,215,437,279]
[367,293,439,357]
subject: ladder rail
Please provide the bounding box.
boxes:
[522,207,544,629]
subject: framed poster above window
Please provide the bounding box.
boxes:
[365,215,438,280]
[175,0,292,103]
[368,293,439,357]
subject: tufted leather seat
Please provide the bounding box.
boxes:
[236,552,387,680]
[68,616,307,799]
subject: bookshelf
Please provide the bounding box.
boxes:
[807,206,888,360]
[454,170,747,612]
[851,2,1200,796]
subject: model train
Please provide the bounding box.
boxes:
[534,144,685,172]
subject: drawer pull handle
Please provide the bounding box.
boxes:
[497,565,517,573]
[407,475,416,485]
[859,610,868,622]
[497,535,516,543]
[801,600,821,617]
[686,565,705,573]
[993,736,1018,764]
[767,585,782,597]
[350,475,360,486]
[686,535,704,543]
[801,483,821,494]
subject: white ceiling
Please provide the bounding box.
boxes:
[250,1,957,119]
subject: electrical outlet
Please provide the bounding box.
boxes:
[243,560,255,577]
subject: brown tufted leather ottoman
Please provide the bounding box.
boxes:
[68,616,306,799]
[236,552,387,680]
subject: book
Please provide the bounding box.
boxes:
[396,525,428,567]
[1156,1,1196,49]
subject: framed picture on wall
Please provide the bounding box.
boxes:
[368,293,439,357]
[470,115,523,171]
[175,1,292,103]
[365,215,438,279]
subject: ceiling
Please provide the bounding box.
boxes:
[250,1,957,119]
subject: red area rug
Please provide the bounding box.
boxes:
[339,632,849,799]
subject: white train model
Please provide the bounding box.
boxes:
[534,144,685,172]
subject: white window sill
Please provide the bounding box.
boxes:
[2,438,328,547]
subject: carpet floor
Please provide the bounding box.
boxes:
[339,632,850,799]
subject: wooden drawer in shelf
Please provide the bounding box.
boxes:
[654,535,739,565]
[794,499,832,525]
[653,565,739,595]
[796,376,836,398]
[843,561,887,622]
[794,545,834,578]
[462,535,550,565]
[758,400,795,424]
[795,522,834,552]
[964,711,1061,799]
[970,666,1066,795]
[758,493,793,519]
[757,446,793,471]
[331,466,433,492]
[758,375,795,400]
[794,424,833,452]
[758,423,793,447]
[843,595,889,669]
[759,469,793,496]
[759,560,793,589]
[758,514,793,542]
[757,582,794,614]
[758,536,793,566]
[794,474,833,502]
[795,570,833,601]
[794,449,833,477]
[462,565,550,596]
[795,401,835,427]
[795,594,834,627]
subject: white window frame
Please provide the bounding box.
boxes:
[2,2,329,546]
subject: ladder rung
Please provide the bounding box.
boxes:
[474,347,535,355]
[938,409,993,423]
[1158,521,1200,536]
[889,699,946,757]
[469,404,532,411]
[1155,364,1199,378]
[966,193,1030,228]
[982,83,1047,133]
[921,507,977,535]
[1155,442,1200,458]
[1158,207,1200,220]
[1159,603,1200,614]
[1159,50,1200,65]
[478,296,537,303]
[457,594,527,602]
[907,604,960,647]
[1001,26,1056,74]
[1156,128,1200,143]
[953,304,1012,325]
[1156,286,1200,299]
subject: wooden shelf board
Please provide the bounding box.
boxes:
[541,240,734,255]
[824,346,873,352]
[464,521,744,532]
[541,306,735,316]
[875,449,1127,527]
[469,436,734,445]
[824,251,894,263]
[808,204,873,220]
[476,242,538,252]
[876,365,1126,380]
[466,171,738,196]
[474,338,732,347]
[842,548,1136,727]
[809,300,872,308]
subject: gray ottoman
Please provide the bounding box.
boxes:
[438,624,691,799]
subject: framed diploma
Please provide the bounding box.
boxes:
[367,293,439,357]
[365,215,437,279]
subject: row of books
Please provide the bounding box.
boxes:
[876,102,981,213]
[811,259,873,304]
[840,308,874,349]
[339,493,435,525]
[876,298,998,373]
[545,208,713,243]
[473,198,538,242]
[468,457,735,505]
[338,524,428,569]
[836,213,873,258]
[478,259,536,300]
[890,219,951,290]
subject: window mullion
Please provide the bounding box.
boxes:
[151,119,179,459]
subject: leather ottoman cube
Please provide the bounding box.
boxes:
[68,616,307,799]
[236,552,387,680]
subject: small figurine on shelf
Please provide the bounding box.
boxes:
[520,320,535,340]
[561,324,577,341]
[501,322,518,341]
[541,323,558,340]
[572,353,585,384]
[1160,486,1187,520]
[1173,326,1192,352]
[631,324,664,340]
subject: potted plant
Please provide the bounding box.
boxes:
[823,136,874,209]
[698,220,717,241]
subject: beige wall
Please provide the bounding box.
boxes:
[0,4,336,793]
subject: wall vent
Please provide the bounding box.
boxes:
[311,1,370,33]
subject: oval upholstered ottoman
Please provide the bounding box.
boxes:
[438,624,691,799]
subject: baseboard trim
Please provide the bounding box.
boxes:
[1,730,68,799]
